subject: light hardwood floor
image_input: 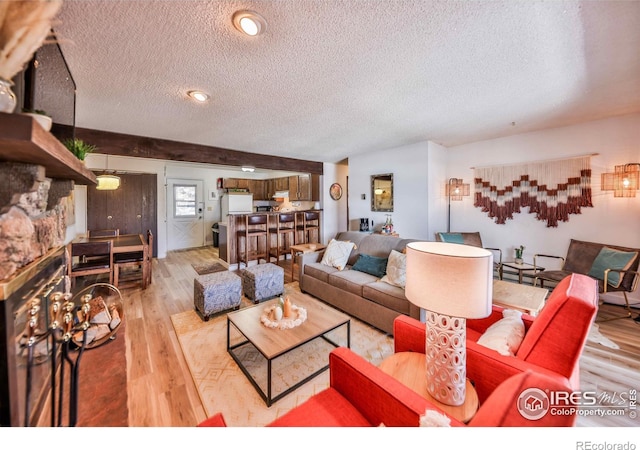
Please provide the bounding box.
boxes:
[120,246,640,427]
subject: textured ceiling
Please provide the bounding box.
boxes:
[52,0,640,164]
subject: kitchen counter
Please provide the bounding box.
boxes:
[220,210,322,266]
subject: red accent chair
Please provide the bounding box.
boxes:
[394,273,599,403]
[198,346,576,427]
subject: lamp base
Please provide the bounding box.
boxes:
[425,310,466,406]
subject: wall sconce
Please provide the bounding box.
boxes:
[446,178,470,232]
[601,163,639,198]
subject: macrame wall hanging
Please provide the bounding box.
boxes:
[473,155,593,228]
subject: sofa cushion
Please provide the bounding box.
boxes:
[304,262,339,284]
[588,247,638,288]
[363,281,410,314]
[381,249,406,288]
[352,254,388,278]
[437,232,465,244]
[328,270,379,297]
[321,239,356,271]
[335,231,372,266]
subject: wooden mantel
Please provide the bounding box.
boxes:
[0,112,97,185]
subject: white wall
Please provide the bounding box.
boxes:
[348,141,434,241]
[447,113,640,306]
[322,162,348,242]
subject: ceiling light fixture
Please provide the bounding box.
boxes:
[241,166,255,172]
[96,155,121,190]
[96,174,121,190]
[232,10,266,36]
[187,90,210,103]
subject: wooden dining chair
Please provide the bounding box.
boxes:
[88,229,120,237]
[113,234,149,289]
[68,240,114,286]
[145,230,153,286]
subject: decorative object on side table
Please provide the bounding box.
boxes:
[406,242,493,406]
[260,296,307,329]
[515,245,525,264]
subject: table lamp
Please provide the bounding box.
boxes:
[405,242,493,406]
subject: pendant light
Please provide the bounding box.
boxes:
[96,155,121,190]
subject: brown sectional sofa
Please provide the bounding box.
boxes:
[298,231,421,334]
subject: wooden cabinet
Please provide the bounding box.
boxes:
[247,179,266,200]
[223,178,250,189]
[311,174,320,201]
[87,172,157,256]
[265,179,275,199]
[289,174,312,200]
[225,174,318,201]
[274,177,289,191]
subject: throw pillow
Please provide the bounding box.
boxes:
[419,409,451,427]
[438,233,465,244]
[588,247,638,288]
[352,254,388,278]
[380,249,407,288]
[320,239,356,271]
[477,309,525,356]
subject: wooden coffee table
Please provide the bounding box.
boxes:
[226,289,350,406]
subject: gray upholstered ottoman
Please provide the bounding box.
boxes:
[242,263,284,303]
[194,270,242,321]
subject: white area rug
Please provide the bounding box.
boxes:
[171,285,393,427]
[587,323,620,349]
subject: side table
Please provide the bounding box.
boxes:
[289,243,327,282]
[499,261,545,284]
[492,280,548,316]
[378,352,478,423]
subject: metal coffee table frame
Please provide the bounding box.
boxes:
[227,305,350,407]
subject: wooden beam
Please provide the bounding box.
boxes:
[52,125,324,175]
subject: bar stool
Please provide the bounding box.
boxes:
[237,214,269,269]
[268,213,297,262]
[296,211,321,244]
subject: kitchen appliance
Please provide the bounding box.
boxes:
[221,192,254,217]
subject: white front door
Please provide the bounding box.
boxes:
[166,178,205,251]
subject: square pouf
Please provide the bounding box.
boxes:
[243,263,285,303]
[194,270,242,321]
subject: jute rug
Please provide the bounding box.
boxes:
[171,284,394,427]
[191,262,228,276]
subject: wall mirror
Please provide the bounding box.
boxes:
[371,173,394,212]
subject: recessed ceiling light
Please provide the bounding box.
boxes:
[232,10,266,36]
[242,166,255,172]
[187,90,210,103]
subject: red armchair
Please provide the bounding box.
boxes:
[199,346,576,427]
[394,273,599,403]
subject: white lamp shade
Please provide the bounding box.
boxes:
[405,242,493,319]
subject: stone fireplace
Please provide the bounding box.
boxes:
[1,112,96,426]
